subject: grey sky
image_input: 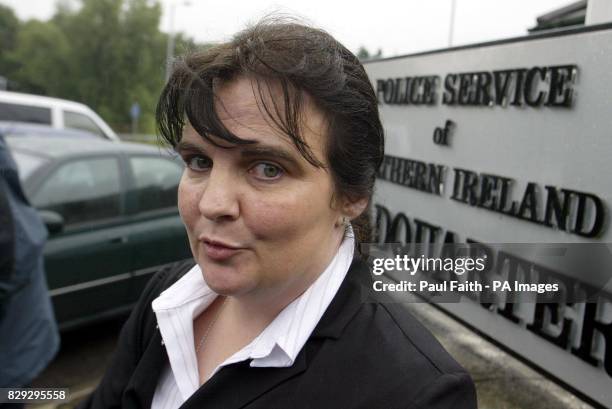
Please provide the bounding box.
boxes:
[1,0,573,56]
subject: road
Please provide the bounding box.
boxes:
[28,318,126,408]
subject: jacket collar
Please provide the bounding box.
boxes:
[311,256,373,339]
[125,329,168,409]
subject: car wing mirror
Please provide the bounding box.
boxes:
[38,210,65,235]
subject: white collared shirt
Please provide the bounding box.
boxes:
[151,231,355,409]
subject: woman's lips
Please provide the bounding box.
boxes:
[200,238,244,261]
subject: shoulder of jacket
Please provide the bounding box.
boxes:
[345,258,468,376]
[369,294,468,376]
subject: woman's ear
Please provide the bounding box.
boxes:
[342,197,368,221]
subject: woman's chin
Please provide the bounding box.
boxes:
[199,262,253,296]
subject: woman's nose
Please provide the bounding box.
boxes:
[198,167,240,222]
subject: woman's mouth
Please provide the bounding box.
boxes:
[200,237,244,261]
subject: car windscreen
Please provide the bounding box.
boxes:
[11,151,48,181]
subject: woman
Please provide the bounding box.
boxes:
[79,20,477,409]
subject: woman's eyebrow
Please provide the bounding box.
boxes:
[174,140,300,164]
[240,146,298,163]
[174,141,205,154]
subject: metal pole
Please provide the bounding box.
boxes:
[448,0,457,47]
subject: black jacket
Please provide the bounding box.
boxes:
[79,258,477,409]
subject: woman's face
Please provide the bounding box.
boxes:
[176,77,347,302]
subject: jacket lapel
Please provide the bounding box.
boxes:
[312,257,373,340]
[124,329,169,409]
[178,257,373,409]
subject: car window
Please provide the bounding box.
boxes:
[129,156,182,212]
[63,110,106,138]
[11,151,48,181]
[0,102,52,124]
[32,157,121,226]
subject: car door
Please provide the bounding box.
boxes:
[30,154,133,329]
[123,154,192,304]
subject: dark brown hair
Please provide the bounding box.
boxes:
[156,18,384,252]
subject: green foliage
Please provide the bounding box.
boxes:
[2,0,211,134]
[356,46,383,61]
[6,20,71,95]
[0,5,19,52]
[0,5,20,76]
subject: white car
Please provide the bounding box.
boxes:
[0,90,119,141]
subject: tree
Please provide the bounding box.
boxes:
[52,0,131,125]
[117,0,167,133]
[5,20,71,95]
[356,46,383,61]
[0,5,20,80]
[2,1,213,133]
[50,0,184,133]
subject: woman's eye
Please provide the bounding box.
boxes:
[185,156,211,172]
[250,163,283,180]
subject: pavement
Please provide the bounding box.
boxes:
[401,301,594,409]
[25,298,596,409]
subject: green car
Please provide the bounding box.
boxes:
[7,134,192,330]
